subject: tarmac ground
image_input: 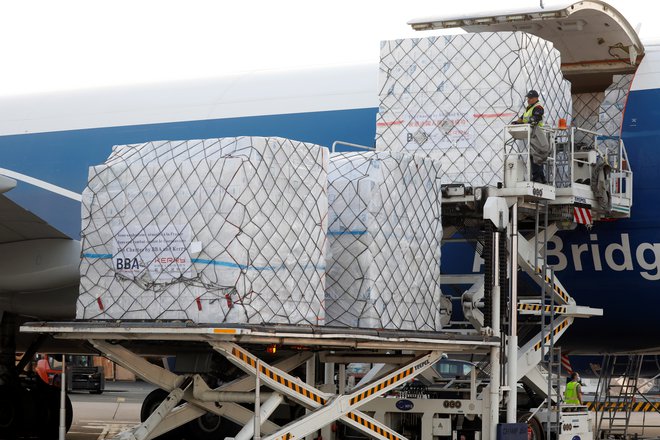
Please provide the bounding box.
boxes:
[66,381,155,440]
[63,383,660,440]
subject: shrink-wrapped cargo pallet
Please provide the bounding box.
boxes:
[598,74,632,138]
[77,137,328,324]
[572,92,604,145]
[325,151,444,331]
[376,32,573,187]
[570,75,632,162]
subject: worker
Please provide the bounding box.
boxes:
[564,372,583,405]
[514,90,551,183]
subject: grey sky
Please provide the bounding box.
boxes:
[0,0,654,95]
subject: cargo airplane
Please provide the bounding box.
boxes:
[0,1,656,437]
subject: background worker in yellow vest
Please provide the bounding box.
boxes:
[514,90,551,183]
[564,372,584,405]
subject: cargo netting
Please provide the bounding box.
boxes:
[598,74,633,154]
[601,75,633,134]
[570,75,632,203]
[572,74,632,149]
[572,92,604,146]
[78,137,328,324]
[376,32,573,187]
[326,151,446,331]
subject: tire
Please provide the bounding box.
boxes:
[140,389,183,440]
[519,412,544,440]
[89,389,104,395]
[142,388,242,440]
[35,383,73,438]
[0,385,20,439]
[184,413,241,440]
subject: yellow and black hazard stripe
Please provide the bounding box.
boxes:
[276,413,405,440]
[346,412,405,440]
[536,267,570,303]
[349,367,414,406]
[231,347,327,405]
[533,319,569,351]
[586,401,660,412]
[232,347,257,367]
[518,304,567,314]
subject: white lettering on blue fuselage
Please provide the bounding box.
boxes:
[547,233,660,280]
[472,233,660,281]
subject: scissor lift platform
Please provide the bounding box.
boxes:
[21,321,499,440]
[21,321,498,352]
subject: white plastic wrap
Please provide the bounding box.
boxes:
[78,137,328,325]
[598,74,633,138]
[325,151,443,331]
[376,32,573,187]
[572,92,604,145]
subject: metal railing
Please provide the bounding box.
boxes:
[503,124,557,186]
[609,137,634,209]
[502,125,633,212]
[569,128,633,209]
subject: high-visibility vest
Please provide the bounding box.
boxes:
[564,380,580,404]
[522,102,544,126]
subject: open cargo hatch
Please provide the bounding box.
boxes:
[408,1,644,92]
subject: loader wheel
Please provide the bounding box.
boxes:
[36,384,73,438]
[184,413,241,440]
[141,388,243,440]
[519,412,544,440]
[140,388,182,440]
[0,385,19,438]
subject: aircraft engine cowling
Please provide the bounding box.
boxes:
[0,238,80,292]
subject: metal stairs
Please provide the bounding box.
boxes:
[595,354,644,438]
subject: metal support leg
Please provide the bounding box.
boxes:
[117,378,191,440]
[59,355,67,440]
[305,354,316,440]
[264,354,440,440]
[338,364,346,395]
[211,341,441,440]
[306,354,316,389]
[90,340,303,436]
[324,362,335,392]
[233,393,284,440]
[321,362,335,440]
[507,203,519,423]
[255,359,261,440]
[489,231,502,440]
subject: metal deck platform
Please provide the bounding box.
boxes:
[20,321,500,440]
[20,321,499,352]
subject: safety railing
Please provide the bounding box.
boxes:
[608,137,633,211]
[503,124,557,186]
[564,127,633,212]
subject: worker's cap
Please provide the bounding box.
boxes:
[526,90,540,98]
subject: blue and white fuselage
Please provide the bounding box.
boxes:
[1,43,659,353]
